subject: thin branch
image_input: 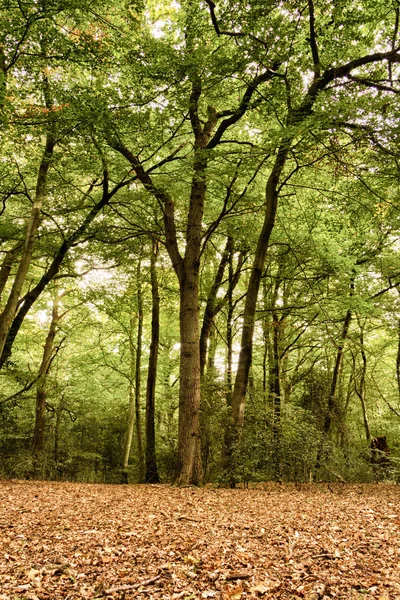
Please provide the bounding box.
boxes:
[371,279,400,299]
[347,74,399,93]
[0,376,39,405]
[207,70,280,149]
[204,0,274,48]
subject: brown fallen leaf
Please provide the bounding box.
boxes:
[306,583,326,599]
[250,582,270,595]
[222,585,243,599]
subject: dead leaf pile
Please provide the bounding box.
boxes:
[0,481,399,598]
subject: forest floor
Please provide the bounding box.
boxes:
[0,482,399,599]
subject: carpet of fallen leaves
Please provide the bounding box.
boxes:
[0,481,400,600]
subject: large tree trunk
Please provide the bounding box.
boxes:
[108,142,209,485]
[145,239,161,483]
[32,286,60,478]
[178,270,203,485]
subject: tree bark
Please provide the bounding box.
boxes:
[226,248,234,404]
[397,317,400,399]
[145,239,161,483]
[0,169,117,369]
[121,312,137,483]
[315,280,354,469]
[271,309,282,480]
[0,132,55,360]
[32,285,60,478]
[355,318,371,442]
[231,147,288,431]
[0,246,20,304]
[54,393,65,477]
[0,45,6,112]
[135,259,145,482]
[200,237,235,377]
[109,99,217,487]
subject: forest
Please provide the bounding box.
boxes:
[1,0,400,487]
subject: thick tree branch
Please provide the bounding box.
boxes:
[109,141,184,281]
[308,0,320,78]
[207,69,280,149]
[295,50,400,119]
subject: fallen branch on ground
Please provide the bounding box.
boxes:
[103,575,161,595]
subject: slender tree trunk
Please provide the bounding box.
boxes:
[226,43,376,446]
[135,260,145,482]
[0,133,55,360]
[222,253,235,486]
[226,249,234,404]
[0,45,6,112]
[207,325,218,372]
[355,319,371,441]
[145,239,161,483]
[315,282,353,469]
[121,312,137,483]
[32,286,59,478]
[0,175,112,370]
[271,310,282,479]
[322,312,353,437]
[397,318,400,399]
[54,393,65,477]
[231,147,288,431]
[223,159,287,488]
[200,237,236,377]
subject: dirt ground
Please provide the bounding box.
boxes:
[0,481,399,599]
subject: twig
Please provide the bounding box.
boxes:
[226,571,251,580]
[103,575,161,595]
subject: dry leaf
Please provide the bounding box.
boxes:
[222,585,243,599]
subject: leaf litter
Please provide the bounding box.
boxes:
[0,481,400,599]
